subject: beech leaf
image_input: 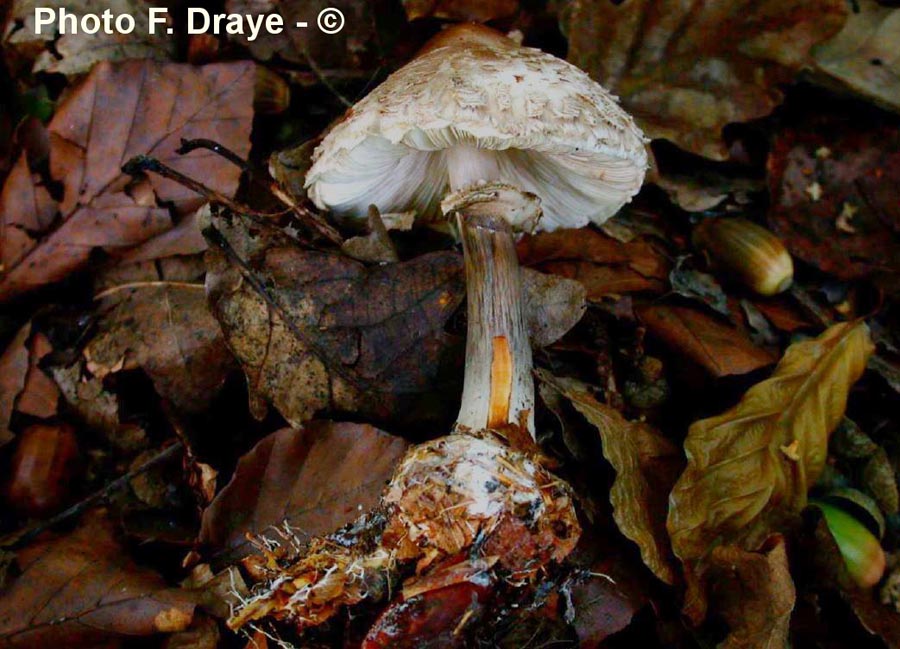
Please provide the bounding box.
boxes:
[562,0,847,159]
[0,59,255,301]
[538,370,681,585]
[667,321,874,622]
[199,422,409,560]
[0,511,196,648]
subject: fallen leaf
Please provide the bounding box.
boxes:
[518,228,670,299]
[767,116,900,281]
[562,0,847,158]
[3,0,175,77]
[0,59,255,301]
[814,0,900,114]
[667,321,874,622]
[223,0,378,71]
[205,212,465,427]
[402,0,518,22]
[199,422,409,560]
[0,322,31,446]
[4,422,79,516]
[637,305,775,378]
[538,371,682,585]
[708,535,796,649]
[86,257,234,413]
[0,511,196,647]
[15,331,58,419]
[523,269,586,347]
[669,256,730,317]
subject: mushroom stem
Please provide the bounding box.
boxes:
[450,189,537,437]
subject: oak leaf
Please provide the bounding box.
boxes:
[199,422,409,560]
[0,511,196,647]
[562,0,847,159]
[667,321,874,622]
[0,59,255,301]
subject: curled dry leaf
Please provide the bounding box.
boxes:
[518,227,670,299]
[0,59,255,301]
[667,321,874,623]
[86,257,234,413]
[0,510,196,648]
[0,322,32,446]
[562,0,847,159]
[707,535,796,649]
[638,304,776,378]
[205,212,465,427]
[767,116,900,282]
[538,370,681,585]
[199,422,409,560]
[814,0,900,114]
[3,0,174,77]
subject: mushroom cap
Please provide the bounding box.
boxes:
[304,23,648,232]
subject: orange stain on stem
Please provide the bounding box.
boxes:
[488,336,513,428]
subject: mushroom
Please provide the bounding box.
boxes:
[305,23,647,436]
[227,25,647,635]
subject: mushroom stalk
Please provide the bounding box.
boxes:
[443,185,540,437]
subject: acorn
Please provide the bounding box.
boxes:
[812,500,887,588]
[692,217,794,296]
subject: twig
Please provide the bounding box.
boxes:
[93,281,205,301]
[177,138,251,172]
[4,442,185,550]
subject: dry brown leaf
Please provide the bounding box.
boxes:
[402,0,518,22]
[199,422,409,559]
[86,257,234,413]
[814,0,900,114]
[638,305,776,378]
[518,227,669,299]
[223,0,378,71]
[708,535,796,649]
[3,0,175,77]
[0,322,32,446]
[0,510,196,647]
[667,321,874,623]
[562,0,847,159]
[538,370,681,585]
[767,116,900,282]
[522,269,586,348]
[0,59,255,301]
[205,212,464,428]
[15,331,59,419]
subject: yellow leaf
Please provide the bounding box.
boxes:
[537,371,682,585]
[667,321,873,621]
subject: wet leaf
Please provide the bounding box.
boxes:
[0,59,255,301]
[767,117,900,282]
[86,257,234,413]
[205,213,465,427]
[199,422,409,560]
[0,511,196,647]
[814,0,900,114]
[638,305,776,378]
[562,0,847,158]
[708,535,796,649]
[518,228,670,299]
[538,371,681,584]
[667,321,874,622]
[3,0,174,77]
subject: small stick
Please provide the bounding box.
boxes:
[177,138,251,172]
[4,442,184,549]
